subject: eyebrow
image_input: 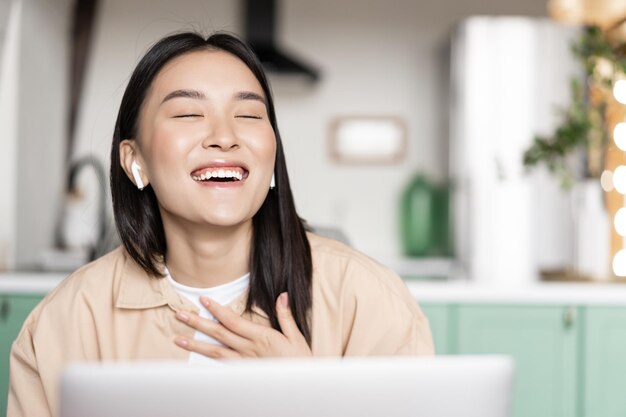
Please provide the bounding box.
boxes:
[161,89,206,103]
[160,89,267,106]
[234,91,266,105]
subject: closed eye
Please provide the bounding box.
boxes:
[173,114,203,118]
[236,115,262,119]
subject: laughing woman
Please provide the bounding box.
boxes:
[8,32,433,417]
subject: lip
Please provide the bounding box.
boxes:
[190,160,250,177]
[195,179,244,189]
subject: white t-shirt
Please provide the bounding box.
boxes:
[166,269,250,364]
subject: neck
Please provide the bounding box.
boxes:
[162,215,253,288]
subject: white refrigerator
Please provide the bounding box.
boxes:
[450,17,608,284]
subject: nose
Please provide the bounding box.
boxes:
[201,116,239,151]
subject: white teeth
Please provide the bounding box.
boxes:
[193,168,244,182]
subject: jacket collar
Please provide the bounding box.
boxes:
[115,249,269,320]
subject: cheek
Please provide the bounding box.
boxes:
[243,125,277,165]
[146,122,200,173]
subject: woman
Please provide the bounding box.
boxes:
[8,32,433,417]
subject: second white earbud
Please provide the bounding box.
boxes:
[131,160,145,190]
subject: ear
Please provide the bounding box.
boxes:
[120,140,149,189]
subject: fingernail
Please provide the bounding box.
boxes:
[176,312,189,322]
[175,338,188,347]
[279,292,288,308]
[200,296,211,307]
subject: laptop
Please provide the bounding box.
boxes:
[59,355,515,417]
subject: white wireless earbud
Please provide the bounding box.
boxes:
[131,160,145,190]
[270,173,276,190]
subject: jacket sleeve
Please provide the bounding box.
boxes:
[8,329,53,417]
[341,260,434,356]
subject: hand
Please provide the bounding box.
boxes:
[174,292,312,359]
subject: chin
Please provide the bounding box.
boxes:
[200,212,252,228]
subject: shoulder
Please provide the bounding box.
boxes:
[16,247,130,342]
[43,246,129,306]
[307,232,418,313]
[307,233,433,355]
[308,232,389,275]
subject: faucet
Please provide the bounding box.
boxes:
[55,155,110,262]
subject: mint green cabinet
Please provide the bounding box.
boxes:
[415,302,626,417]
[455,305,579,417]
[583,307,626,417]
[419,303,451,354]
[2,293,625,417]
[0,294,43,417]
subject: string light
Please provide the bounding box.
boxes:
[615,208,626,236]
[613,249,626,276]
[614,80,626,104]
[614,123,626,151]
[601,170,614,192]
[612,165,626,194]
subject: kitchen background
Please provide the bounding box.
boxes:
[2,2,626,417]
[0,0,567,276]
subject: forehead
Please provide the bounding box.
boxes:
[150,49,264,97]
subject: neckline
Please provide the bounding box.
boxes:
[165,267,250,293]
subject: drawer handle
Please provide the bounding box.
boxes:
[0,298,9,322]
[563,307,575,328]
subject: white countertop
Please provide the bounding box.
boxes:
[0,273,67,293]
[2,272,626,305]
[404,280,626,306]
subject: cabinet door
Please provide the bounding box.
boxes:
[456,305,578,417]
[583,307,626,417]
[0,294,43,417]
[419,303,450,354]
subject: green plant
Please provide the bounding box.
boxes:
[523,78,593,188]
[523,25,623,188]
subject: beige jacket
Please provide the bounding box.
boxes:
[8,233,433,417]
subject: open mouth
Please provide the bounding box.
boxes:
[191,167,249,183]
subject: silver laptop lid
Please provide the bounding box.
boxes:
[59,356,514,417]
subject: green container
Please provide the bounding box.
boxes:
[400,175,452,257]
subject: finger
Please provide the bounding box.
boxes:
[200,297,264,341]
[275,292,305,342]
[174,336,241,359]
[175,311,251,352]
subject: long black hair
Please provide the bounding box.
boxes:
[110,32,313,344]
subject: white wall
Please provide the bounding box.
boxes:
[68,0,549,264]
[73,0,240,162]
[275,0,549,258]
[0,0,21,269]
[13,0,72,268]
